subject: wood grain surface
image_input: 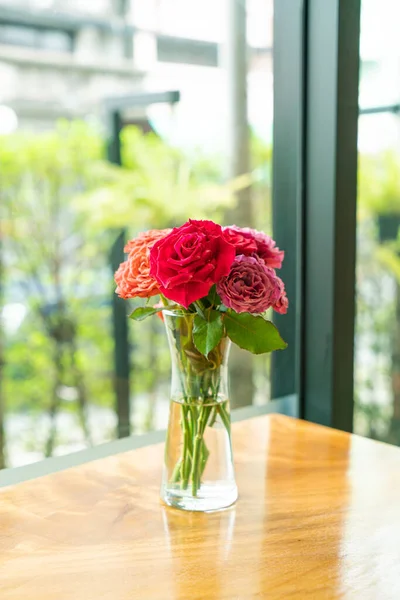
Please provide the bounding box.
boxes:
[1,414,400,599]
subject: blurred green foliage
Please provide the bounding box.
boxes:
[358,150,400,216]
[5,118,400,457]
[356,149,400,444]
[1,120,263,464]
[1,122,112,419]
[75,125,241,230]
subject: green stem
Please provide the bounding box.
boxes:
[159,294,169,308]
[208,406,218,427]
[191,439,202,497]
[190,405,212,496]
[200,439,210,478]
[217,402,231,434]
[180,405,193,489]
[171,458,183,483]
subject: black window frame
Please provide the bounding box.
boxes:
[272,0,361,431]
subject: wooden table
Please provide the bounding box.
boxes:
[1,414,400,599]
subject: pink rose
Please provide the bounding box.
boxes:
[223,226,258,255]
[245,228,284,268]
[273,290,289,315]
[224,225,284,269]
[149,219,236,308]
[217,254,288,314]
[272,277,289,314]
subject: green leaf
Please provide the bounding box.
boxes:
[193,311,224,356]
[129,306,163,321]
[224,312,287,354]
[193,301,206,319]
[207,285,222,307]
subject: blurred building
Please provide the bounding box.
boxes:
[0,0,142,130]
[0,0,273,150]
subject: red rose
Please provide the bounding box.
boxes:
[150,219,235,308]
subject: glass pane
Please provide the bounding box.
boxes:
[355,0,400,445]
[0,0,276,469]
[359,0,400,110]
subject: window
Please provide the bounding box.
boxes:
[354,0,400,445]
[0,0,367,481]
[0,25,73,52]
[0,0,283,470]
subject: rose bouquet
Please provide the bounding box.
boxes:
[115,219,287,510]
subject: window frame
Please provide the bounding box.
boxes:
[272,0,361,431]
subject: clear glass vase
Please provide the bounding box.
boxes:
[161,311,238,511]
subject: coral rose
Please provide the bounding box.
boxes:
[216,254,288,314]
[149,219,236,308]
[115,229,171,299]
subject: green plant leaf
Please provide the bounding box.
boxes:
[193,301,206,319]
[129,306,163,321]
[224,312,287,354]
[207,285,222,307]
[193,311,224,356]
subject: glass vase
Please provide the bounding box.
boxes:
[161,311,238,511]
